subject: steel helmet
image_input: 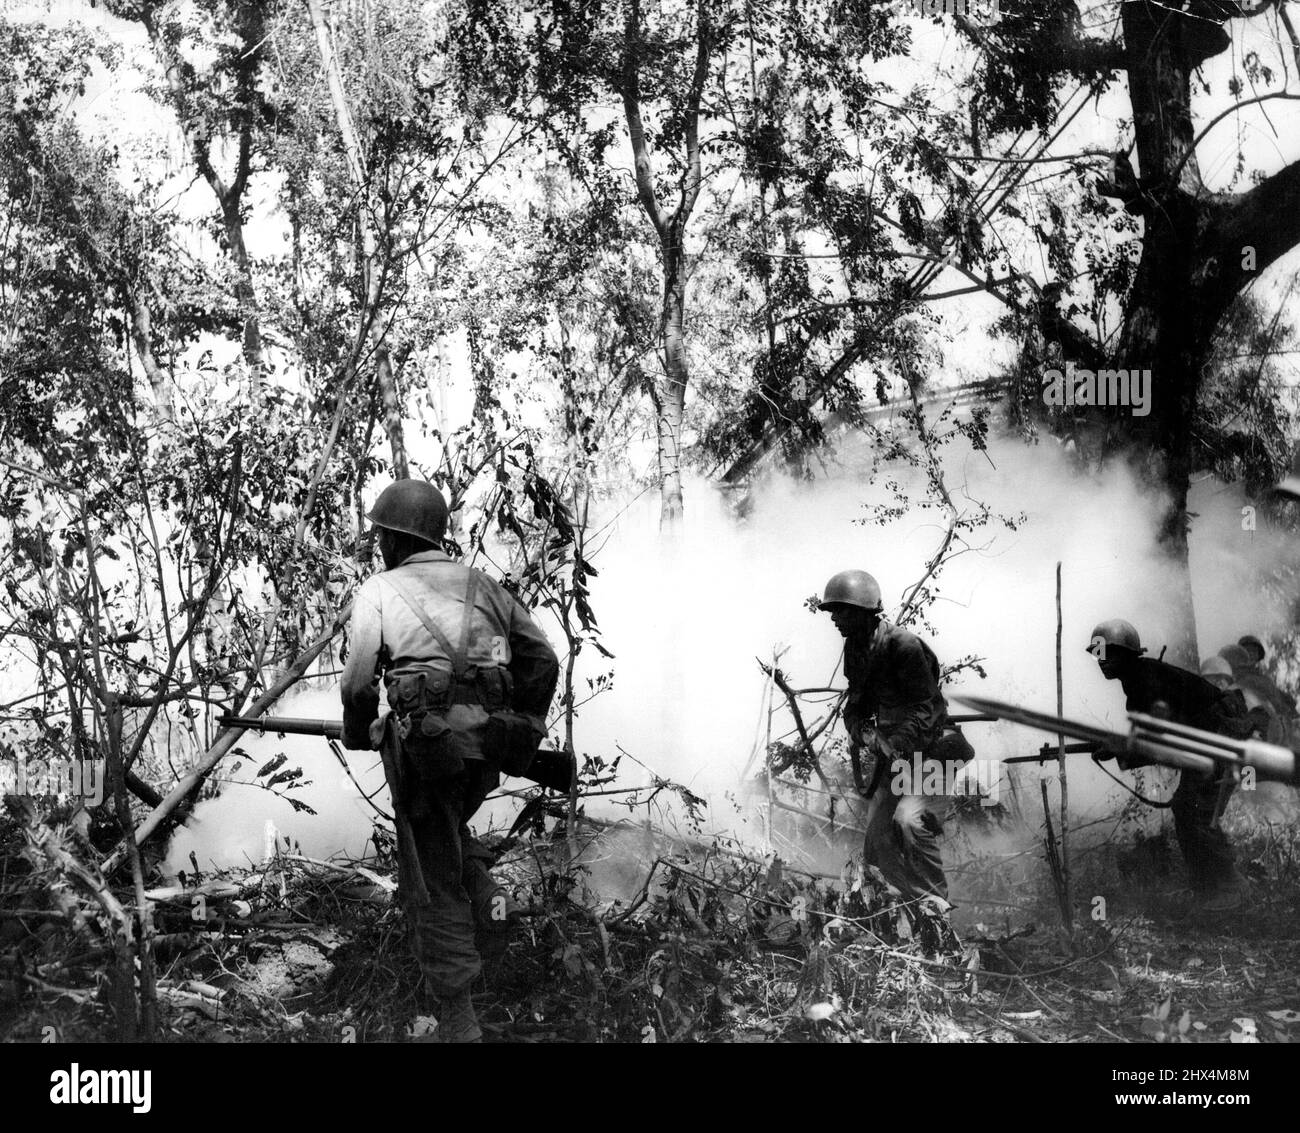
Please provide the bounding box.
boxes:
[821,570,883,612]
[1086,618,1145,657]
[1217,643,1252,673]
[1273,444,1300,499]
[1238,634,1265,663]
[367,480,449,544]
[1200,655,1233,680]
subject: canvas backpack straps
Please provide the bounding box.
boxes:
[457,571,479,672]
[381,568,479,679]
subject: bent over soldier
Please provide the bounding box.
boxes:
[820,569,973,910]
[1089,619,1247,915]
[341,480,559,1042]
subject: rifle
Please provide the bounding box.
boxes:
[954,695,1299,784]
[218,715,577,792]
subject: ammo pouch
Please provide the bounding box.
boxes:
[381,570,489,783]
[390,670,465,779]
[485,710,545,777]
[381,569,531,781]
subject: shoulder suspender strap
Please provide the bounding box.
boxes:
[381,568,480,679]
[458,571,480,668]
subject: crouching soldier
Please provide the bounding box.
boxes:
[819,570,972,913]
[342,480,559,1041]
[1089,619,1248,914]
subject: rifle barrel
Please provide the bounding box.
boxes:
[219,715,343,739]
[217,715,579,790]
[953,696,1113,746]
[1130,713,1297,782]
[1132,728,1242,764]
[1126,738,1216,777]
[1129,712,1244,754]
[957,697,1298,784]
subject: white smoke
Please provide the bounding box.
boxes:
[173,427,1296,870]
[164,689,390,876]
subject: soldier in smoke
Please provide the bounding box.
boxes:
[1201,654,1271,742]
[342,480,559,1042]
[819,570,973,917]
[1213,643,1287,744]
[1221,638,1296,745]
[1089,619,1248,914]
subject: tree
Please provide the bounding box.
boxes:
[105,0,273,379]
[456,0,930,524]
[962,0,1300,658]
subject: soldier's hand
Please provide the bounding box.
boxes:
[861,726,895,760]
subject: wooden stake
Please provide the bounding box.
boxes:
[1055,561,1073,934]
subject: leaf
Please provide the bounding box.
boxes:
[266,767,304,788]
[1229,1018,1258,1044]
[256,754,287,778]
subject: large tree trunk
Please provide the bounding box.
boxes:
[1035,4,1300,666]
[1110,2,1209,664]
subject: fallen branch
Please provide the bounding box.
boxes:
[105,608,351,871]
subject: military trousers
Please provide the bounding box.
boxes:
[1171,769,1236,894]
[861,730,973,905]
[862,784,950,904]
[381,726,504,999]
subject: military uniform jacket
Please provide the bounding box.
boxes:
[844,619,948,756]
[1118,657,1249,738]
[341,550,559,752]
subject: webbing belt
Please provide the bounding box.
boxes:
[380,567,480,678]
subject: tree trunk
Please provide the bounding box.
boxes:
[376,340,410,480]
[621,0,710,528]
[219,193,265,378]
[1079,5,1300,666]
[127,1,266,384]
[1109,3,1215,665]
[657,239,688,524]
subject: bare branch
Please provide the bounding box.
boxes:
[621,0,669,238]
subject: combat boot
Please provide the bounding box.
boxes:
[913,894,962,958]
[1196,876,1247,916]
[435,989,482,1043]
